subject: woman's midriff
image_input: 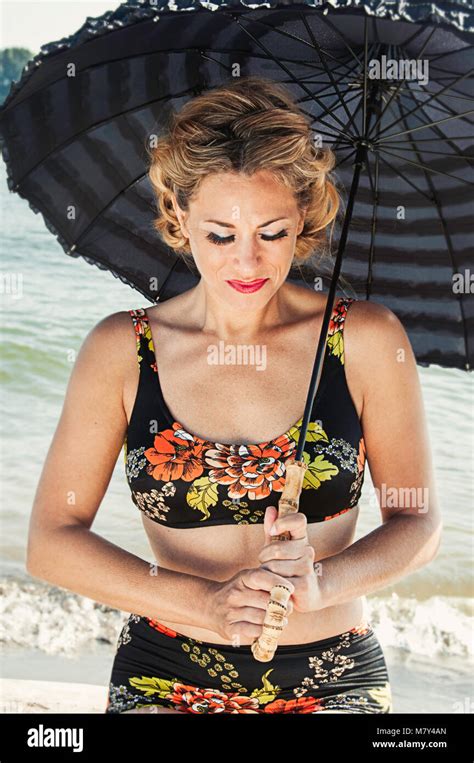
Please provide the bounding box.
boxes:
[141,507,367,646]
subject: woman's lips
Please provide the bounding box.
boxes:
[226,278,268,293]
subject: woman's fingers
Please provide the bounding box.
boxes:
[241,567,295,598]
[269,510,309,541]
[259,556,314,577]
[230,606,289,627]
[258,538,311,564]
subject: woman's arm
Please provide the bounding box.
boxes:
[317,301,443,609]
[26,312,216,629]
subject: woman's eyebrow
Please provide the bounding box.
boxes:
[203,217,290,228]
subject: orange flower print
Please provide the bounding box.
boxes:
[145,618,178,638]
[144,423,213,483]
[166,684,260,714]
[349,622,370,637]
[264,696,325,713]
[328,297,351,334]
[204,434,297,501]
[323,507,351,521]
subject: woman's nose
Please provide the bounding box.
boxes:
[232,241,262,272]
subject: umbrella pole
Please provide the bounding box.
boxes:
[251,80,384,663]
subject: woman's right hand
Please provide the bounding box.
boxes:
[205,568,295,646]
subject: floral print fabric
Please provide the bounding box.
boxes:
[124,296,366,528]
[105,614,392,714]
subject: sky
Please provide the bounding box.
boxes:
[1,1,117,53]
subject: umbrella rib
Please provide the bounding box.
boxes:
[331,92,368,151]
[227,15,360,142]
[302,90,366,139]
[423,95,474,127]
[396,102,470,369]
[395,88,474,128]
[402,96,474,167]
[298,90,363,133]
[386,82,474,105]
[365,151,380,301]
[363,17,368,136]
[333,147,357,170]
[315,12,362,67]
[299,68,378,152]
[380,135,472,143]
[377,147,473,185]
[427,44,474,63]
[8,85,208,191]
[425,72,474,81]
[363,85,383,302]
[376,90,474,165]
[220,10,359,76]
[66,175,169,261]
[376,145,473,159]
[299,14,356,130]
[376,69,474,138]
[428,63,474,79]
[368,28,438,138]
[376,154,434,201]
[377,109,474,142]
[398,22,435,49]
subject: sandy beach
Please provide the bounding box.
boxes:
[0,678,108,714]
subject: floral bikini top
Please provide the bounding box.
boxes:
[123,296,366,528]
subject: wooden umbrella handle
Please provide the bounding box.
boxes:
[250,459,307,662]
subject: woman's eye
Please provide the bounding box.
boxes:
[262,230,288,242]
[206,230,288,246]
[206,232,234,245]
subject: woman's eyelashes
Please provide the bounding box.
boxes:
[206,229,289,246]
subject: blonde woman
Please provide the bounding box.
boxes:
[27,76,442,715]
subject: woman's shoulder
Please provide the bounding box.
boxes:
[343,297,407,345]
[343,298,415,386]
[92,300,175,335]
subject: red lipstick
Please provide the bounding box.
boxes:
[226,278,268,294]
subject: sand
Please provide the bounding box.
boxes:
[0,678,108,714]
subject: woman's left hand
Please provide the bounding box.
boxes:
[258,506,324,614]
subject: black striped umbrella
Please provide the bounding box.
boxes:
[0,0,472,379]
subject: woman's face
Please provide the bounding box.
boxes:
[172,170,306,310]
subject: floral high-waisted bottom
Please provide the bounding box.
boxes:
[105,614,393,714]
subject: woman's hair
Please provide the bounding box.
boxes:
[147,76,342,270]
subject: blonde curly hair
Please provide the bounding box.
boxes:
[147,76,341,268]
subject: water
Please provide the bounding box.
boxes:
[0,162,472,713]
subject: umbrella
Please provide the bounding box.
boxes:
[0,0,472,371]
[1,0,472,660]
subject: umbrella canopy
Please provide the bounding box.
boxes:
[0,0,473,370]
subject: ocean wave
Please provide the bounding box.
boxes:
[367,592,473,660]
[0,577,125,658]
[0,576,472,661]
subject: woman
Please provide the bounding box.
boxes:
[26,76,442,715]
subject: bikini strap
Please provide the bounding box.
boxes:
[128,308,156,371]
[326,296,356,365]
